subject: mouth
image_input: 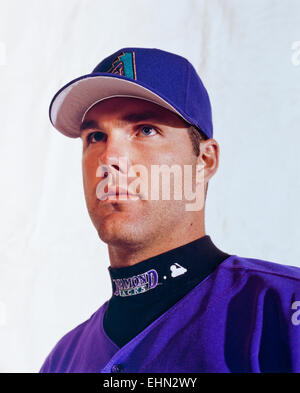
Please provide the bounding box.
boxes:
[98,191,140,202]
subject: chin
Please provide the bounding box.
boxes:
[95,215,144,246]
[97,228,143,248]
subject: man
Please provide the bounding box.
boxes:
[40,47,300,373]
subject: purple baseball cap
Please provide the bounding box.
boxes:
[49,47,213,139]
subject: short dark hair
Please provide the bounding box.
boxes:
[187,126,209,199]
[187,126,209,156]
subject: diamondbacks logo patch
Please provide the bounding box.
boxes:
[106,52,137,80]
[112,268,158,297]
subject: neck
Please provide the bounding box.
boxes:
[108,216,206,268]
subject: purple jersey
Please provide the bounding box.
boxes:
[40,255,300,373]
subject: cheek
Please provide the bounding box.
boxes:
[82,152,100,193]
[137,153,195,201]
[145,133,194,166]
[144,149,194,168]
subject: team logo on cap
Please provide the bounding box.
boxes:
[106,52,137,80]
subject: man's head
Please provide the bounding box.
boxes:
[80,96,219,249]
[48,47,219,259]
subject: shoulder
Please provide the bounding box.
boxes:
[217,254,300,303]
[211,255,300,372]
[222,254,300,283]
[39,303,107,373]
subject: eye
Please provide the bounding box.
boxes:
[138,126,158,137]
[87,131,105,143]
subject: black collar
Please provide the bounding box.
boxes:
[105,235,231,347]
[108,235,230,303]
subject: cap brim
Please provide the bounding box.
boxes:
[49,73,191,138]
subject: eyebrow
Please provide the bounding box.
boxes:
[80,119,99,132]
[80,111,162,132]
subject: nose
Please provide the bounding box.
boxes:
[98,130,131,176]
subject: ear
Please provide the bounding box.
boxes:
[195,138,219,185]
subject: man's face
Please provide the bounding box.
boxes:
[80,97,201,248]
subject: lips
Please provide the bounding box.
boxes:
[99,187,140,201]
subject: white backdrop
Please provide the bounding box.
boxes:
[0,0,299,372]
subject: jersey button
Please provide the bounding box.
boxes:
[111,364,124,373]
